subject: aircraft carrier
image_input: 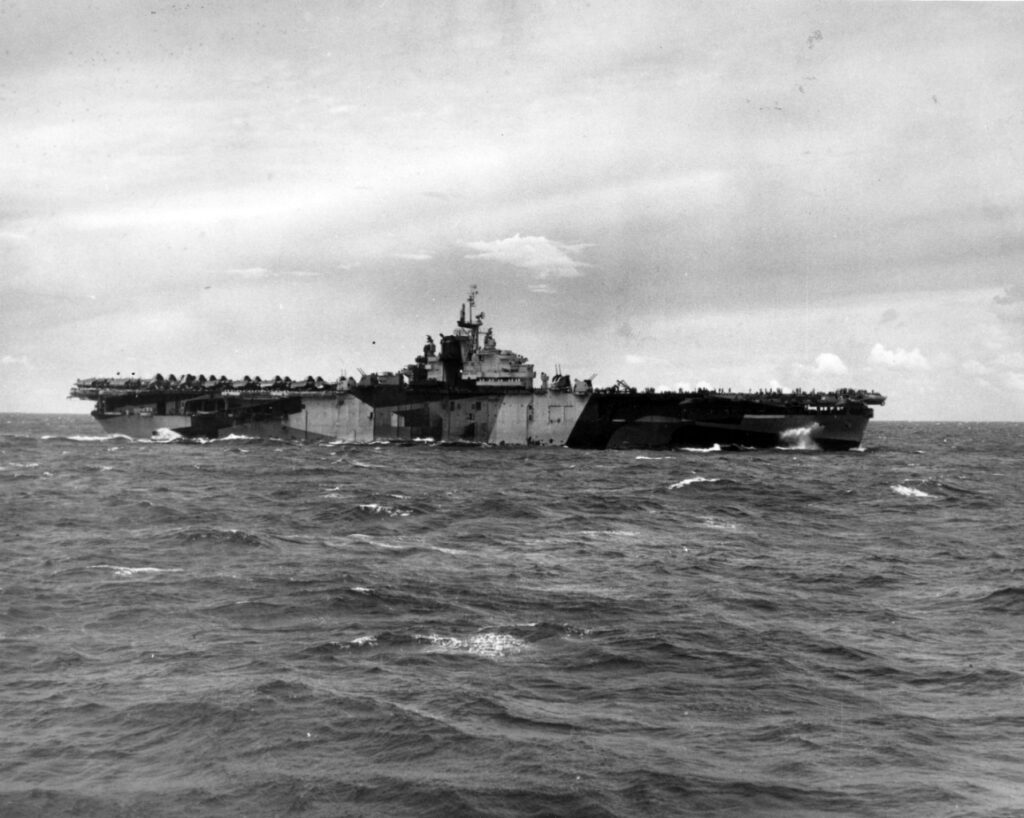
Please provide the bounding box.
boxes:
[69,288,885,449]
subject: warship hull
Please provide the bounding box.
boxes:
[84,388,872,450]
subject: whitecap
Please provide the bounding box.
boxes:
[350,635,378,647]
[466,632,526,657]
[669,476,720,489]
[357,503,411,517]
[418,632,526,657]
[92,564,185,578]
[636,455,673,460]
[892,484,932,498]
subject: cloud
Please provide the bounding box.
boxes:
[463,234,591,279]
[2,355,30,366]
[869,343,930,371]
[791,352,848,384]
[812,352,848,376]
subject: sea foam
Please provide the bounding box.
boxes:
[892,484,933,498]
[669,476,720,489]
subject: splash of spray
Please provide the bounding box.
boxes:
[778,424,823,450]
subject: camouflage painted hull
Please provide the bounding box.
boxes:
[89,386,873,450]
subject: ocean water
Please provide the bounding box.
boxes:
[2,414,1023,818]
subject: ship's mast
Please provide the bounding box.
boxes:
[458,284,483,352]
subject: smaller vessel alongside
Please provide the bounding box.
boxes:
[69,288,885,449]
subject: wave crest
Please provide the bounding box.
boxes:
[669,476,720,489]
[891,484,932,498]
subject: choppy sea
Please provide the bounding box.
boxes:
[2,414,1023,817]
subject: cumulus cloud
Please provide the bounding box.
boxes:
[812,352,848,376]
[463,234,591,279]
[869,342,930,371]
[792,352,848,384]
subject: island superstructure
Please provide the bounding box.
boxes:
[69,287,885,449]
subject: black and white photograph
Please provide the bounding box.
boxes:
[2,1,1022,815]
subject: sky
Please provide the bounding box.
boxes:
[2,0,1023,420]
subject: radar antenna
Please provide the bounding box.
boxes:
[459,284,483,350]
